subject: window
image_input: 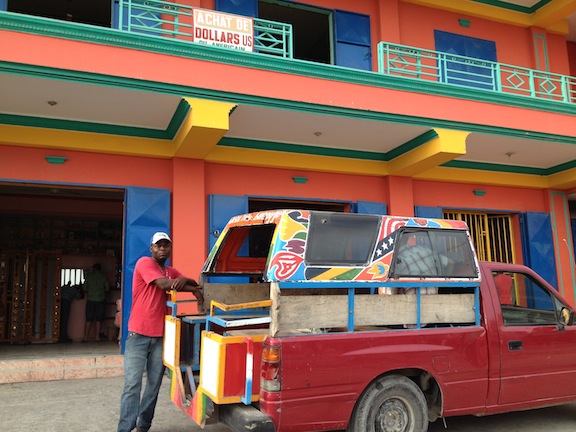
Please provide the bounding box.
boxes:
[306,212,380,266]
[61,268,85,286]
[494,271,563,326]
[258,0,332,64]
[212,224,276,274]
[434,30,497,90]
[391,229,477,278]
[444,211,515,263]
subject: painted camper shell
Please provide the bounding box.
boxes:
[202,209,481,285]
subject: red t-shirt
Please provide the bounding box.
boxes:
[128,256,183,337]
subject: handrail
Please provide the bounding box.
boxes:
[119,0,293,58]
[377,41,576,104]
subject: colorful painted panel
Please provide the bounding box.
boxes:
[204,209,478,283]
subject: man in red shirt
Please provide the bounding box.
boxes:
[118,232,203,432]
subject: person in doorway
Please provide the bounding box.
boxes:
[83,263,110,342]
[59,282,83,343]
[117,232,203,432]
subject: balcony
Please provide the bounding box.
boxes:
[0,0,575,112]
[118,0,576,108]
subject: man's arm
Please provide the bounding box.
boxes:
[154,277,204,310]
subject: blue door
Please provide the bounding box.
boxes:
[208,194,249,283]
[520,212,558,292]
[121,186,171,351]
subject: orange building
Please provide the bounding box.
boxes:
[0,0,575,348]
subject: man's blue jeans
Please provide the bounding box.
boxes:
[117,332,165,432]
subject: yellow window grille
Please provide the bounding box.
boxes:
[443,211,514,263]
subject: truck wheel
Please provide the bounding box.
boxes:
[349,375,428,432]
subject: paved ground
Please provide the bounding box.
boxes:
[0,375,229,432]
[1,375,576,432]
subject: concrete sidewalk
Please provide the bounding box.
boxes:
[0,374,230,432]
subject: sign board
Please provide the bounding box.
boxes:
[193,8,253,52]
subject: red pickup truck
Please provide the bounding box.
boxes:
[163,210,576,432]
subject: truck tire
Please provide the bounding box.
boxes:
[349,375,428,432]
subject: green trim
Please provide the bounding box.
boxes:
[386,130,439,160]
[472,0,552,14]
[442,160,545,175]
[441,159,576,176]
[220,131,444,162]
[1,59,575,148]
[543,159,576,175]
[168,99,191,137]
[533,33,550,73]
[220,136,576,176]
[0,92,190,139]
[0,113,172,138]
[218,137,389,161]
[0,12,575,117]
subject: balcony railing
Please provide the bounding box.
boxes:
[378,42,576,104]
[118,0,293,58]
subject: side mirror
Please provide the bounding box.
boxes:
[560,307,574,326]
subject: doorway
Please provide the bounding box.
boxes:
[6,0,112,27]
[258,0,332,64]
[0,184,124,345]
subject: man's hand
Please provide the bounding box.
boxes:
[194,287,204,312]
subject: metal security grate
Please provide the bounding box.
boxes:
[443,211,514,263]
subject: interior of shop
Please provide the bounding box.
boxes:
[0,184,124,347]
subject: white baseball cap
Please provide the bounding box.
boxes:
[151,232,171,245]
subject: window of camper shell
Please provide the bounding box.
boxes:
[212,224,276,274]
[391,229,477,278]
[305,212,380,266]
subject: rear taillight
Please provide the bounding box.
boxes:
[261,344,281,392]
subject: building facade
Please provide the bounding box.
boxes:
[0,0,575,347]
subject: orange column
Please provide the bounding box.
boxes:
[386,176,415,217]
[171,158,207,278]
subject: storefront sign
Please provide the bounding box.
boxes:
[193,9,253,52]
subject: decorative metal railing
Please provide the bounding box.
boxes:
[378,42,576,104]
[118,0,293,58]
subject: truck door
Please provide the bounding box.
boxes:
[492,271,576,405]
